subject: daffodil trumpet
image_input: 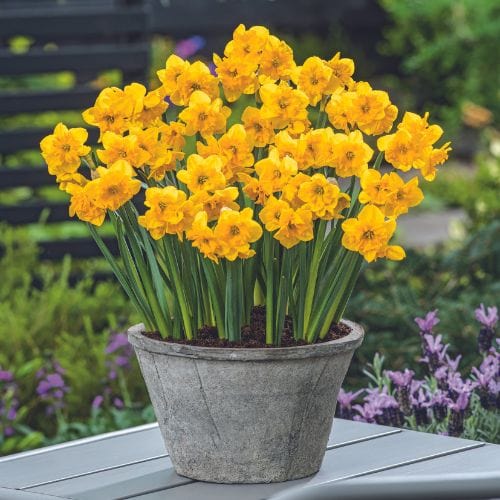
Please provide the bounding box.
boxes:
[40,24,451,346]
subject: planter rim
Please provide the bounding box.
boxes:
[127,320,364,361]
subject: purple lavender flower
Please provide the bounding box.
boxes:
[91,395,104,410]
[429,390,450,422]
[174,35,206,59]
[421,334,449,372]
[475,304,498,353]
[36,362,69,415]
[0,367,19,438]
[105,332,133,379]
[411,388,431,426]
[364,388,404,427]
[475,304,498,329]
[415,310,440,334]
[352,402,381,424]
[448,391,471,437]
[386,369,414,415]
[336,389,364,420]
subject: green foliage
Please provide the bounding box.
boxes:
[362,355,499,443]
[346,220,500,385]
[0,224,146,452]
[424,154,500,227]
[380,0,500,132]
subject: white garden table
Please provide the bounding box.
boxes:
[1,419,499,499]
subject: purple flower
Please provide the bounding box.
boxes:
[36,362,69,415]
[386,369,414,415]
[113,397,124,409]
[0,367,19,438]
[387,369,414,387]
[174,35,206,59]
[421,334,449,371]
[411,388,431,426]
[0,370,13,382]
[475,304,498,329]
[92,395,104,410]
[415,310,440,333]
[336,389,364,420]
[363,388,404,427]
[105,332,130,354]
[353,402,381,423]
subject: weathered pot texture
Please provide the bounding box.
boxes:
[128,321,364,484]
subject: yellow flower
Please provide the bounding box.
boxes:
[67,181,106,226]
[173,61,220,106]
[214,208,263,261]
[97,131,150,168]
[331,130,373,177]
[190,187,239,221]
[157,54,190,96]
[274,130,301,167]
[217,124,255,180]
[298,173,350,219]
[240,174,269,205]
[255,147,298,194]
[259,196,294,231]
[377,128,418,172]
[419,142,451,181]
[179,90,231,138]
[349,82,394,136]
[360,170,423,217]
[378,112,451,178]
[159,121,186,151]
[148,149,184,181]
[325,89,354,133]
[82,84,146,138]
[281,172,311,209]
[326,52,355,89]
[359,169,394,206]
[214,54,257,102]
[259,35,296,82]
[40,123,90,179]
[224,24,269,72]
[186,211,224,262]
[177,154,226,193]
[299,128,336,169]
[274,207,314,249]
[260,81,308,129]
[134,86,168,127]
[241,106,275,147]
[138,186,196,240]
[292,56,334,106]
[92,160,141,211]
[341,204,405,262]
[384,175,424,217]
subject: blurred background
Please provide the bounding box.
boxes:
[0,0,499,453]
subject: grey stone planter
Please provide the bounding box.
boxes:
[128,321,364,484]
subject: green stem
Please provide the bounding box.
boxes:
[264,232,274,345]
[164,236,193,340]
[302,219,327,336]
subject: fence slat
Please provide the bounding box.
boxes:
[0,88,99,115]
[0,7,148,40]
[0,43,150,77]
[39,237,118,260]
[0,167,53,189]
[0,127,98,154]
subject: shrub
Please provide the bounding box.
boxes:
[338,307,499,443]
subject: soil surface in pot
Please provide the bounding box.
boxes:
[143,305,351,348]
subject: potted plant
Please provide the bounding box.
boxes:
[40,24,451,483]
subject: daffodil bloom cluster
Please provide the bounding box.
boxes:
[40,24,451,345]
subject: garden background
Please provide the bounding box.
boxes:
[0,0,499,454]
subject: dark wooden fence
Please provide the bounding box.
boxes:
[0,0,387,261]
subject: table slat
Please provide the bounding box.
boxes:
[132,431,483,500]
[22,420,399,499]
